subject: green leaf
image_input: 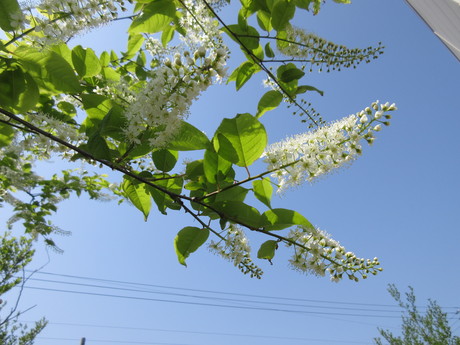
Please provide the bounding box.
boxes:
[0,122,15,148]
[296,84,324,96]
[257,10,272,32]
[122,176,152,221]
[72,45,102,78]
[260,208,314,230]
[129,0,176,34]
[99,105,126,140]
[161,24,175,46]
[256,90,283,118]
[252,178,272,208]
[147,175,183,214]
[224,24,260,50]
[228,61,261,91]
[100,51,110,66]
[57,101,77,117]
[264,42,275,58]
[271,0,296,31]
[0,0,20,31]
[125,34,145,60]
[257,240,278,260]
[51,43,73,66]
[280,66,305,83]
[203,148,232,184]
[213,201,261,228]
[86,135,112,160]
[168,121,211,151]
[174,227,209,266]
[214,113,267,167]
[215,186,249,203]
[185,160,204,180]
[275,63,300,95]
[0,68,38,112]
[81,94,112,134]
[294,0,312,10]
[15,46,82,93]
[152,149,178,172]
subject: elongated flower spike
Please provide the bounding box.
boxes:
[286,226,381,282]
[263,101,397,193]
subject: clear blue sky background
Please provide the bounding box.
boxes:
[4,0,460,344]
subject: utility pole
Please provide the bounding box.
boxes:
[80,337,86,345]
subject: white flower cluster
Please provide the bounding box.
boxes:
[286,226,381,282]
[24,0,128,46]
[209,224,263,278]
[24,112,86,159]
[179,0,226,50]
[122,47,228,147]
[263,101,397,193]
[277,25,384,72]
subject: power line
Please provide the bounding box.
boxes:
[25,277,409,314]
[23,285,403,318]
[25,320,370,343]
[25,271,399,307]
[37,337,201,345]
[27,270,460,310]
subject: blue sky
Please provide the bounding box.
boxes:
[4,0,460,344]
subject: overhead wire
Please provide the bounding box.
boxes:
[25,277,411,314]
[23,285,403,318]
[31,322,372,344]
[26,270,460,310]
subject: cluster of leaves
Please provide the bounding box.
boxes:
[0,232,47,345]
[375,285,460,345]
[0,0,387,282]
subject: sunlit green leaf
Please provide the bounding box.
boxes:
[257,240,278,260]
[72,45,102,78]
[129,0,176,34]
[152,149,178,172]
[257,10,272,32]
[147,175,183,214]
[15,46,82,93]
[203,148,232,184]
[228,61,261,91]
[122,176,152,221]
[296,85,324,96]
[214,113,267,167]
[174,227,209,266]
[224,24,260,50]
[252,178,273,208]
[213,201,261,228]
[256,90,283,118]
[271,0,296,31]
[125,34,145,60]
[260,208,314,230]
[215,186,249,203]
[279,66,305,83]
[168,121,210,151]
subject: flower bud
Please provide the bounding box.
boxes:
[360,115,368,123]
[373,124,382,132]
